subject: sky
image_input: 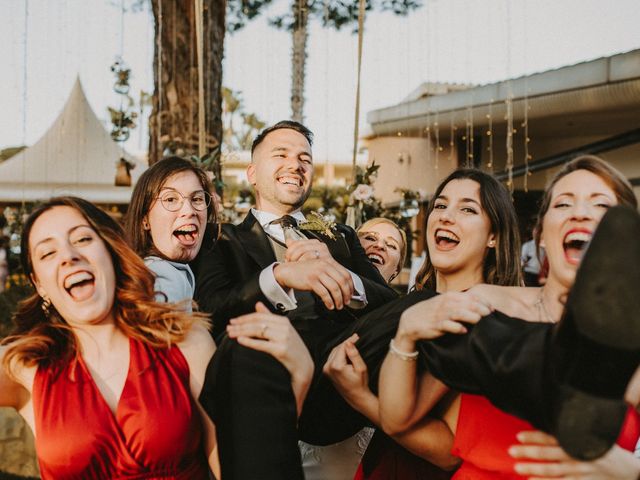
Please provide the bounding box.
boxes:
[1,0,639,164]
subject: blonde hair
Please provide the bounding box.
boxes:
[357,217,407,279]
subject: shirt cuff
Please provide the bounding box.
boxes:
[259,262,297,312]
[348,271,368,309]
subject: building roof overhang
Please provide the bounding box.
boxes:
[367,49,640,139]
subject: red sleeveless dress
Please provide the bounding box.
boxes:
[32,337,209,480]
[451,394,640,479]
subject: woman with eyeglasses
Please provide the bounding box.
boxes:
[125,157,215,311]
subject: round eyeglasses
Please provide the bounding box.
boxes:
[156,190,212,212]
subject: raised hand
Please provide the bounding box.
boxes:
[394,291,492,353]
[273,258,354,310]
[284,238,332,262]
[227,302,314,415]
[509,430,640,479]
[323,334,379,422]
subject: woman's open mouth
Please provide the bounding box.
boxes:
[434,229,460,251]
[367,252,385,265]
[563,229,592,265]
[63,271,96,301]
[173,224,199,246]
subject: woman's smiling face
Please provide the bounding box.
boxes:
[145,170,209,262]
[358,222,404,283]
[540,169,618,291]
[29,206,116,327]
[426,179,495,283]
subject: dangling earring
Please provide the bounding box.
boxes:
[41,295,51,318]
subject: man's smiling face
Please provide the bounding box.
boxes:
[247,128,314,215]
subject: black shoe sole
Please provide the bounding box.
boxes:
[552,206,640,460]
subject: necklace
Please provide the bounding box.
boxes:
[535,287,555,323]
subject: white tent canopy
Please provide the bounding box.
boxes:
[0,77,146,204]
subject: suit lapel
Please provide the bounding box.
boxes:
[238,213,276,269]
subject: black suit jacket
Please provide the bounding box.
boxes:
[192,212,398,341]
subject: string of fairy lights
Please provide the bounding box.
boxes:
[382,0,533,192]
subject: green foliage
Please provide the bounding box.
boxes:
[227,0,275,32]
[0,279,32,339]
[302,161,422,231]
[227,0,422,32]
[190,149,224,194]
[222,87,267,152]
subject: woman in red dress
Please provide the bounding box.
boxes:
[379,156,640,478]
[0,196,219,479]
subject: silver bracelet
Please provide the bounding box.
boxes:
[389,339,419,361]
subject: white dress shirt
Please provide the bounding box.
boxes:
[252,208,367,312]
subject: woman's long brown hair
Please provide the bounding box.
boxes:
[414,168,523,291]
[2,197,209,375]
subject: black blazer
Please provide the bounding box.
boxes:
[192,212,398,341]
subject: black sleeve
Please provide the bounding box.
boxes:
[192,226,271,341]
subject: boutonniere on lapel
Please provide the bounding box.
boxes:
[298,212,338,240]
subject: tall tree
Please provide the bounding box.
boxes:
[148,0,225,183]
[264,0,423,122]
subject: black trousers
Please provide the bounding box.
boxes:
[199,290,557,480]
[200,289,440,479]
[419,311,557,432]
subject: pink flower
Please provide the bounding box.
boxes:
[352,184,374,202]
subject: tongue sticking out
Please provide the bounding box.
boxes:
[436,237,459,251]
[173,226,198,246]
[68,280,95,301]
[175,231,197,245]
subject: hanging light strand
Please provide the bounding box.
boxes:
[21,0,30,205]
[351,0,366,181]
[504,0,514,192]
[486,99,493,171]
[156,0,163,157]
[194,0,206,157]
[522,1,531,192]
[434,112,441,171]
[448,116,455,164]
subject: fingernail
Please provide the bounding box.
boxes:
[508,446,518,457]
[513,464,525,473]
[516,432,526,442]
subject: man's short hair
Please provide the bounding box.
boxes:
[250,120,314,155]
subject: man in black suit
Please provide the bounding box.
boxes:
[193,121,398,479]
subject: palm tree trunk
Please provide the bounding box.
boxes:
[149,0,225,186]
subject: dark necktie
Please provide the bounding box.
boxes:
[269,215,298,229]
[268,215,306,243]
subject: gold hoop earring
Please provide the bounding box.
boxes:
[41,295,52,318]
